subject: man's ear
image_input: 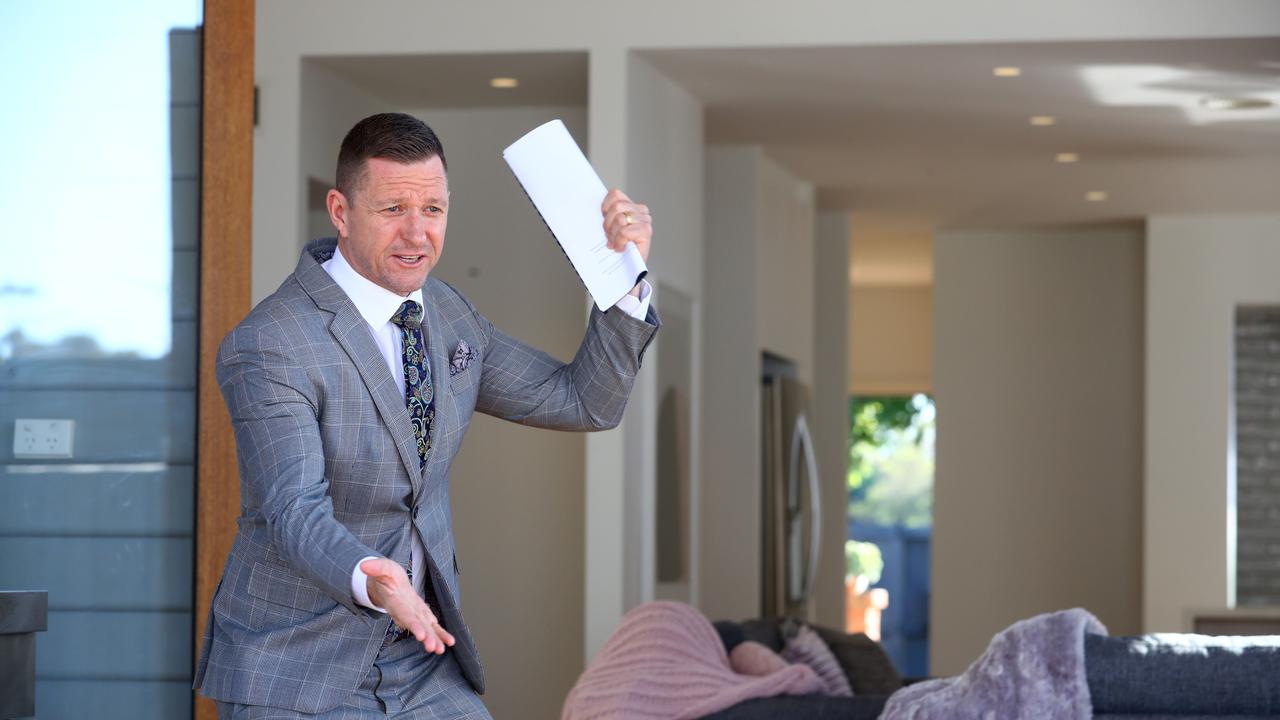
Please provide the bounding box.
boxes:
[326,188,350,238]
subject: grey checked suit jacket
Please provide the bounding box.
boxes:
[194,238,659,713]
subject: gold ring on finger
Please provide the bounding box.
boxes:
[624,212,634,226]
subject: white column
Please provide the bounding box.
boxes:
[813,210,852,631]
[583,46,631,663]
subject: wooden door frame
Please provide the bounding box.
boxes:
[196,1,254,718]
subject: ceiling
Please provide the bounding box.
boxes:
[310,39,1279,284]
[643,37,1280,240]
[309,51,587,108]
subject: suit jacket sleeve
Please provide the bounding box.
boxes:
[216,325,380,615]
[462,288,661,431]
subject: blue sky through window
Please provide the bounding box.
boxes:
[0,0,202,359]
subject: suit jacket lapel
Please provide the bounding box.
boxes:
[296,240,424,490]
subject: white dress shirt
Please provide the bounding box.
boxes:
[321,245,651,612]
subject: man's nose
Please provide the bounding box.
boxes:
[402,209,430,242]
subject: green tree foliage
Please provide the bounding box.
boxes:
[848,395,934,528]
[845,539,884,584]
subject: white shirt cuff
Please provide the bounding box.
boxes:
[351,555,388,613]
[613,279,652,321]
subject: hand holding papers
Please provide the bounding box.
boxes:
[503,119,649,311]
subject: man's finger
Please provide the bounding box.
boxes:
[436,624,456,646]
[602,196,642,226]
[604,208,648,240]
[601,188,632,213]
[424,625,443,654]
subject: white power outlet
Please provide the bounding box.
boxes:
[13,418,75,459]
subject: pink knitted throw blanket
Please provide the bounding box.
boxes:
[562,601,823,720]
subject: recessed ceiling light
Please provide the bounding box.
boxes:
[1030,115,1056,126]
[993,67,1022,77]
[489,77,519,89]
[1055,153,1080,163]
[1200,96,1273,111]
[1085,191,1108,202]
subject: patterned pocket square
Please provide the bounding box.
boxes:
[450,340,479,376]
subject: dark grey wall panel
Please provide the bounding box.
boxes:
[0,321,197,390]
[172,248,199,322]
[35,610,190,678]
[0,538,192,611]
[169,29,201,106]
[1235,306,1280,606]
[170,104,200,180]
[38,679,190,720]
[0,466,193,536]
[0,390,196,463]
[173,178,199,250]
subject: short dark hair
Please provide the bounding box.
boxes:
[335,112,447,198]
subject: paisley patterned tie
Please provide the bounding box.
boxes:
[391,300,434,467]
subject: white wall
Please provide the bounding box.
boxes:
[814,211,853,631]
[701,146,764,622]
[757,154,817,384]
[622,54,706,612]
[701,146,833,623]
[1145,214,1280,632]
[932,225,1145,674]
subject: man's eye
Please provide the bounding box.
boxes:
[385,205,402,213]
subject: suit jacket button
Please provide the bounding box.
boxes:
[412,505,419,519]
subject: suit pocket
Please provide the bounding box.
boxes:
[449,362,480,396]
[246,560,338,614]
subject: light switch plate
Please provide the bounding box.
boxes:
[13,418,75,459]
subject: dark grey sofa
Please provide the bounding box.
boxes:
[703,618,1280,719]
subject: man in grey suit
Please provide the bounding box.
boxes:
[195,113,659,718]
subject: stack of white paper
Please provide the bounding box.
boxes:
[503,119,648,311]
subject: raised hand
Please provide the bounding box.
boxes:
[602,188,652,265]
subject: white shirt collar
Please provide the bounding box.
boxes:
[323,245,425,330]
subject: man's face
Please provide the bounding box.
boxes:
[327,155,449,296]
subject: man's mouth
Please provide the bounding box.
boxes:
[393,254,426,266]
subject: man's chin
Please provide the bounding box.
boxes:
[384,270,432,296]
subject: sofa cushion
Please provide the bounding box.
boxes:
[814,626,904,696]
[738,618,785,652]
[783,625,855,696]
[713,620,748,654]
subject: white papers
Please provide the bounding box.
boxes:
[503,119,648,311]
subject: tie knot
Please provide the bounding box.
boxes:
[392,300,423,330]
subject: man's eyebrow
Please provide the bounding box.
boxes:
[368,191,449,206]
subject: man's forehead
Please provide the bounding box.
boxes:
[362,156,448,194]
